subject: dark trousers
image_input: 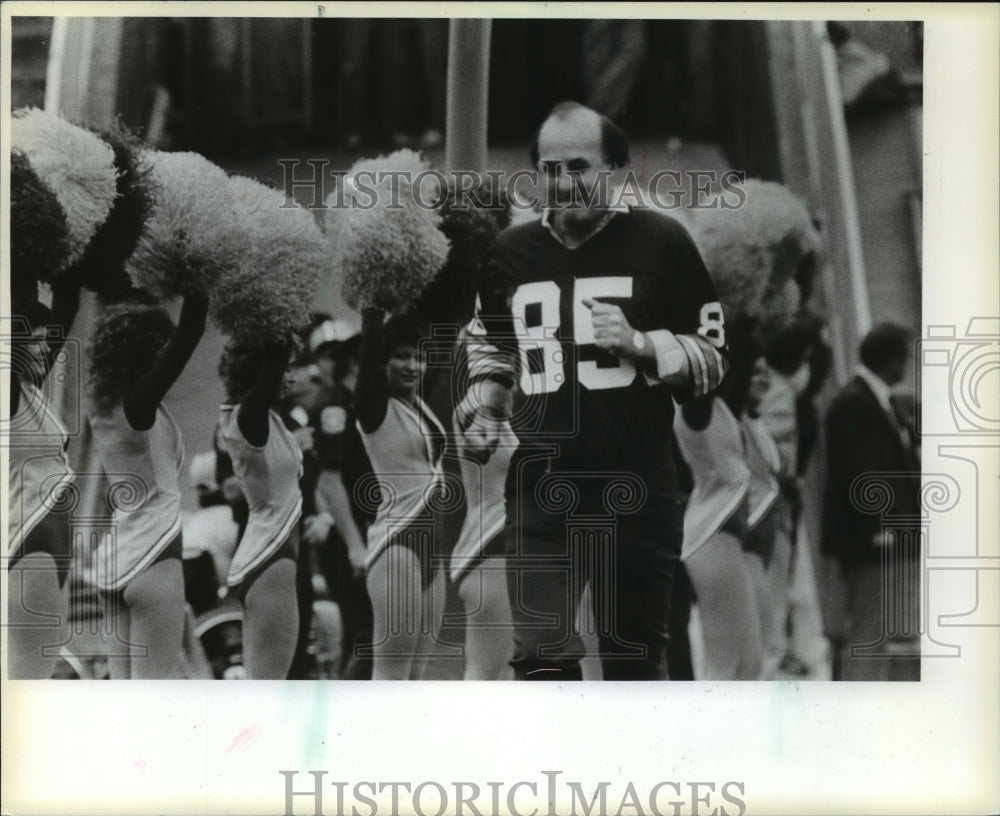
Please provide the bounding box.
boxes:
[505,484,683,681]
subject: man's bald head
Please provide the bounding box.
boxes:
[529,102,630,170]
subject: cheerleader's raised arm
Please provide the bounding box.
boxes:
[123,292,208,431]
[235,341,294,448]
[354,307,388,434]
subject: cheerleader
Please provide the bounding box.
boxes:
[216,338,301,679]
[673,317,765,681]
[740,356,785,679]
[87,293,208,678]
[7,281,80,678]
[451,326,517,680]
[355,309,448,680]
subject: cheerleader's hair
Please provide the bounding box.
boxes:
[217,334,302,404]
[382,314,429,363]
[10,273,42,333]
[87,303,175,415]
[218,342,263,404]
[11,108,118,271]
[10,150,72,290]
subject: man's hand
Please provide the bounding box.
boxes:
[582,298,637,358]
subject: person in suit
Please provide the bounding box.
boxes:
[822,323,921,681]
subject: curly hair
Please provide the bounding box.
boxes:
[217,341,264,404]
[217,335,301,403]
[87,303,175,415]
[382,313,429,363]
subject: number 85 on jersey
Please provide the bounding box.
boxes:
[508,276,725,395]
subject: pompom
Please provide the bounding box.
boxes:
[11,108,117,269]
[211,176,326,343]
[412,183,506,326]
[125,150,239,299]
[70,121,157,300]
[10,150,72,287]
[324,149,450,312]
[684,179,820,334]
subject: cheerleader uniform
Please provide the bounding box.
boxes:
[359,395,446,589]
[674,396,766,680]
[89,403,184,592]
[673,397,751,561]
[449,415,517,583]
[7,383,74,576]
[217,405,303,588]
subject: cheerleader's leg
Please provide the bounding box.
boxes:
[7,505,72,679]
[367,543,424,680]
[239,531,300,680]
[411,565,448,681]
[121,537,185,679]
[686,531,764,680]
[6,553,64,679]
[457,556,514,680]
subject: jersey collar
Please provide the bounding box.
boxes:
[540,194,629,249]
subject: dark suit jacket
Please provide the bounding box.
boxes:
[821,376,920,568]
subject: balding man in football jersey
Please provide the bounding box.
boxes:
[458,102,729,680]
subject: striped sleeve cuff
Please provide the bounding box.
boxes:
[675,334,726,397]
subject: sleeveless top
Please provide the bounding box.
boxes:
[359,396,447,569]
[449,415,518,581]
[89,403,184,590]
[217,406,303,586]
[7,383,74,555]
[673,397,751,560]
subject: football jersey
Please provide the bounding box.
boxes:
[472,208,727,486]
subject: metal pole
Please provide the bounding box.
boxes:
[444,19,492,174]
